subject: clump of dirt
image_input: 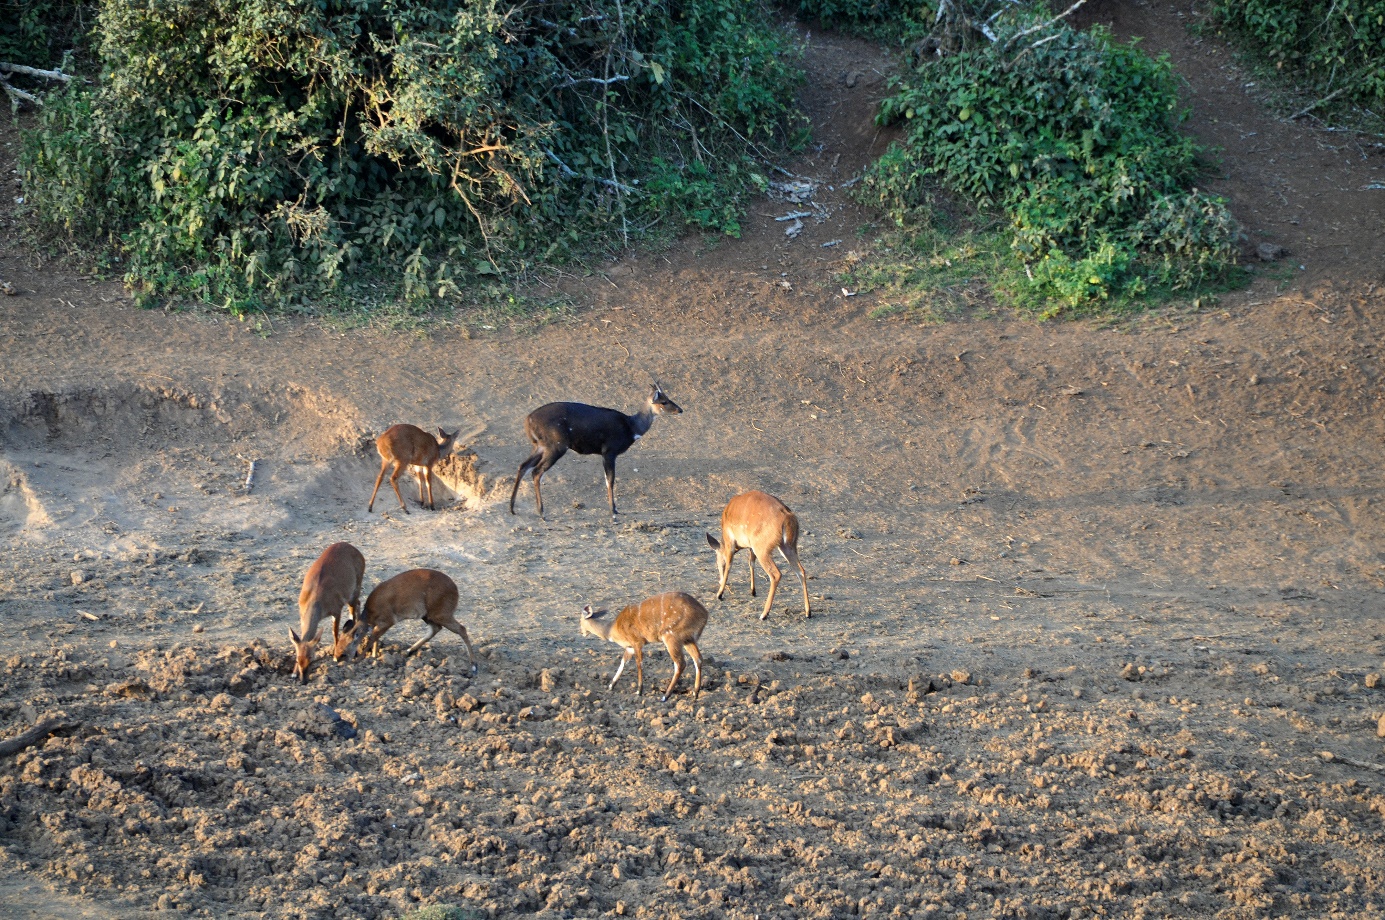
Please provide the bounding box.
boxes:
[432,449,497,510]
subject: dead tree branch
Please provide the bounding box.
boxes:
[1290,86,1349,120]
[0,62,73,83]
[0,718,78,758]
[1003,0,1090,50]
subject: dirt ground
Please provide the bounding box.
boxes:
[2,2,1385,918]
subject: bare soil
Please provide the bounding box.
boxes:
[2,4,1385,919]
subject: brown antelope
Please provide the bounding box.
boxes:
[289,542,366,683]
[580,591,708,701]
[338,568,478,675]
[367,424,458,514]
[509,384,682,520]
[706,490,810,620]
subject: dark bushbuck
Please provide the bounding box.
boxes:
[509,385,681,520]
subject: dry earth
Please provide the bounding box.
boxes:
[2,3,1385,919]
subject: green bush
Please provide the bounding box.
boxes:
[1209,0,1385,112]
[0,0,92,70]
[20,0,804,311]
[868,12,1241,315]
[788,0,935,42]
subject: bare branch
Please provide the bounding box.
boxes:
[1003,0,1090,51]
[0,62,73,83]
[1,75,41,112]
[0,719,78,758]
[559,75,630,89]
[1290,86,1349,120]
[543,149,637,194]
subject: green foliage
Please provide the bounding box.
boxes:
[1209,0,1385,112]
[20,0,804,311]
[789,0,936,42]
[0,0,92,69]
[868,11,1241,316]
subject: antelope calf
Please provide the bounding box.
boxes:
[580,591,708,701]
[510,384,682,520]
[706,490,810,620]
[368,424,458,514]
[289,542,366,683]
[339,568,478,675]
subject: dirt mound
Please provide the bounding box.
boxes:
[432,449,498,510]
[0,382,357,459]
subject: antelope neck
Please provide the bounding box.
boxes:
[628,405,655,438]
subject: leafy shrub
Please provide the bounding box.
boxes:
[0,0,92,70]
[789,0,936,42]
[869,10,1241,315]
[20,0,804,311]
[1209,0,1385,112]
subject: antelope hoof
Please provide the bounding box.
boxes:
[470,663,479,677]
[759,610,770,621]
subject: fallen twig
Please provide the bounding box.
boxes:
[1319,751,1385,773]
[243,459,257,493]
[77,610,101,622]
[1,75,40,111]
[1290,86,1349,120]
[0,62,73,82]
[0,719,79,758]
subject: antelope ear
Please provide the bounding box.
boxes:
[581,604,594,619]
[289,627,301,645]
[706,532,719,549]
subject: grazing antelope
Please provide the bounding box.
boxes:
[509,384,682,520]
[289,542,366,683]
[580,591,708,702]
[338,568,478,675]
[367,424,458,514]
[706,490,810,620]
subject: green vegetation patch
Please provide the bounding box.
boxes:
[19,0,805,313]
[858,5,1242,318]
[1208,0,1385,117]
[788,0,935,43]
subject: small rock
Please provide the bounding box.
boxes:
[1120,663,1139,681]
[1256,242,1288,262]
[834,648,850,661]
[1248,374,1261,386]
[765,651,793,662]
[70,571,86,586]
[539,669,558,693]
[1377,713,1385,739]
[950,670,972,685]
[455,693,480,712]
[191,624,204,634]
[1364,673,1381,689]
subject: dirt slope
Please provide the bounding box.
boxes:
[2,5,1385,919]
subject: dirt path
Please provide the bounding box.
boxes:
[2,6,1385,919]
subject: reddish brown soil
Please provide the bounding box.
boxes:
[2,4,1384,919]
